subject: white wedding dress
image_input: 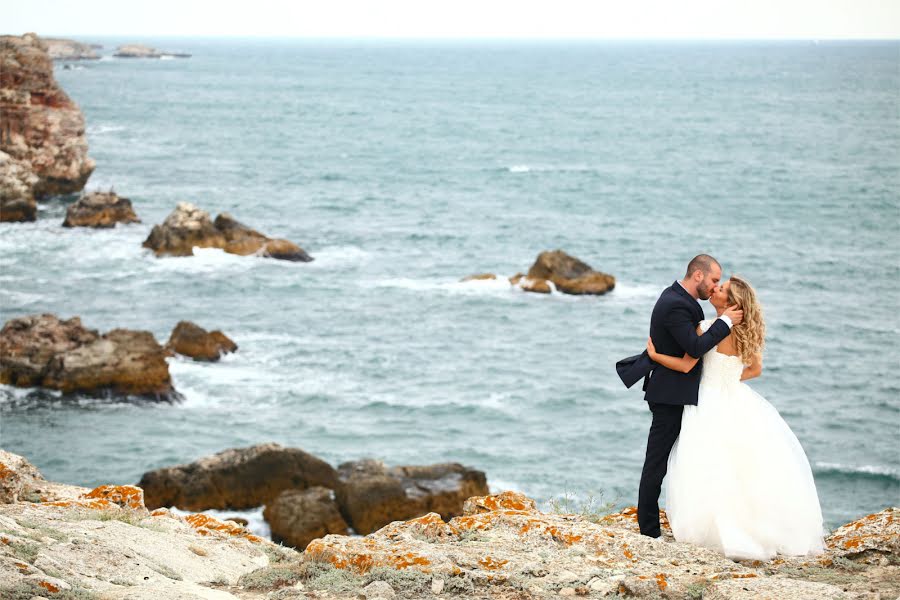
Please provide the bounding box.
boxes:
[665,320,825,561]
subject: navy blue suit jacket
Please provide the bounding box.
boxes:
[642,282,730,406]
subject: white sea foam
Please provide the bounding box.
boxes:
[370,276,516,297]
[815,462,899,480]
[147,247,257,274]
[87,124,126,135]
[307,245,371,269]
[508,165,531,173]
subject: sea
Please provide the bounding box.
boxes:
[1,38,898,533]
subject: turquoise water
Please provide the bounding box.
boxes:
[1,39,897,529]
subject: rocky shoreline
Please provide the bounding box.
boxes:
[464,250,616,296]
[0,449,897,599]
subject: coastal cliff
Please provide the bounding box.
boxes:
[0,450,896,599]
[0,33,94,221]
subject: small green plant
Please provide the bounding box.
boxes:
[364,566,430,593]
[306,566,363,593]
[546,489,617,523]
[0,581,98,600]
[686,581,709,599]
[238,566,304,590]
[8,538,41,563]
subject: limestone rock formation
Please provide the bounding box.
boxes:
[166,320,237,361]
[0,33,95,217]
[114,44,191,59]
[62,190,140,227]
[525,250,616,295]
[138,443,340,511]
[304,490,900,599]
[264,486,350,550]
[0,314,174,399]
[335,459,489,535]
[43,38,100,60]
[0,151,39,222]
[143,202,313,261]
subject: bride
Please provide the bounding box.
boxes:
[646,276,825,561]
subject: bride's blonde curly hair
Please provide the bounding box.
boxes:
[727,276,765,364]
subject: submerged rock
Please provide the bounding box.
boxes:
[264,486,350,550]
[0,34,95,205]
[62,190,140,227]
[143,202,313,261]
[138,443,340,511]
[166,320,237,362]
[0,314,175,399]
[335,459,489,535]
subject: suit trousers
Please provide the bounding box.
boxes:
[637,402,684,537]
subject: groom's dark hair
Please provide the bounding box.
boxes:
[685,254,721,278]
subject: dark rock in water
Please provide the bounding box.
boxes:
[335,459,489,535]
[62,191,140,228]
[264,486,350,550]
[0,34,95,203]
[214,213,313,262]
[0,314,175,399]
[166,321,237,362]
[223,516,249,526]
[143,203,312,262]
[525,250,615,295]
[138,443,340,511]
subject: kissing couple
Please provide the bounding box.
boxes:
[617,254,825,561]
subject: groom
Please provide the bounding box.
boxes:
[637,254,743,538]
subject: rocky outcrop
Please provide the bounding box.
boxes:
[0,34,94,211]
[305,491,900,599]
[0,313,175,399]
[43,38,100,60]
[264,487,350,550]
[0,452,283,600]
[463,250,615,296]
[526,250,616,295]
[61,190,140,227]
[138,443,340,511]
[166,320,237,361]
[0,450,897,600]
[114,44,191,58]
[335,459,489,535]
[143,202,313,261]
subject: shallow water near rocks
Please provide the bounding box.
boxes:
[1,39,898,530]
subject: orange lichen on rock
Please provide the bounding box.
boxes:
[81,485,145,510]
[42,498,115,510]
[39,580,60,593]
[655,573,668,591]
[185,513,262,543]
[479,556,509,571]
[826,507,899,559]
[462,491,536,515]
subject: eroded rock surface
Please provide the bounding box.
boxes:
[166,320,237,361]
[265,486,350,550]
[143,202,313,261]
[43,38,100,60]
[0,313,174,399]
[62,190,140,227]
[336,459,489,535]
[139,443,340,511]
[0,34,94,213]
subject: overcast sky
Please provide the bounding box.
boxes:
[7,0,900,39]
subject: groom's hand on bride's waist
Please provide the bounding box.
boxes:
[722,305,743,327]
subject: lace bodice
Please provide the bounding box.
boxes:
[699,319,745,385]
